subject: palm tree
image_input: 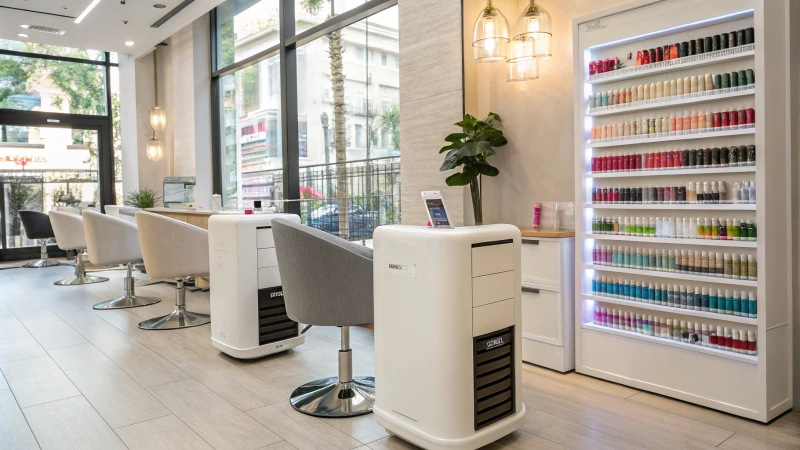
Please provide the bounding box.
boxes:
[301,0,349,239]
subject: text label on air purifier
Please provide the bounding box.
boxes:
[486,337,505,350]
[388,263,416,277]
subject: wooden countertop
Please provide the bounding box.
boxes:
[520,228,575,238]
[145,207,219,216]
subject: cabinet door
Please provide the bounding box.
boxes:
[520,239,561,287]
[521,286,562,346]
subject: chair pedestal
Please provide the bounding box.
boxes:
[22,240,61,268]
[138,278,210,330]
[290,326,375,417]
[93,263,161,310]
[54,252,109,286]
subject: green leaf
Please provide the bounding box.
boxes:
[456,140,494,158]
[444,133,467,143]
[485,112,502,124]
[475,163,500,177]
[445,171,476,186]
[489,135,508,147]
[439,142,462,153]
[439,149,461,172]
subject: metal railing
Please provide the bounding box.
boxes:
[241,157,401,240]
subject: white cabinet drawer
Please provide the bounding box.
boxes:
[258,266,281,289]
[521,287,562,346]
[257,248,278,268]
[471,243,514,277]
[521,239,561,287]
[473,298,515,337]
[256,228,275,248]
[472,271,515,308]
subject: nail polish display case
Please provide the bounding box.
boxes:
[573,0,791,422]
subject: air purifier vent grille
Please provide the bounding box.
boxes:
[473,326,515,430]
[257,287,299,345]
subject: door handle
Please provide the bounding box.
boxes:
[522,287,540,294]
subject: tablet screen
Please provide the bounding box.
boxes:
[426,199,451,228]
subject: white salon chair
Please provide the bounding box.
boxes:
[49,211,109,286]
[82,211,161,310]
[135,211,211,330]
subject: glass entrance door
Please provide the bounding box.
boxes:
[0,121,107,258]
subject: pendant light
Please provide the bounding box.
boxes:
[515,0,552,59]
[472,0,510,63]
[149,47,166,132]
[146,132,163,162]
[506,38,539,82]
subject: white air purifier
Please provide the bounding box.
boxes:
[373,224,526,450]
[208,214,305,359]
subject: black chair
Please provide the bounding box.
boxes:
[19,210,61,268]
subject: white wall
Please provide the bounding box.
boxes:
[463,0,631,227]
[118,13,213,207]
[398,0,466,226]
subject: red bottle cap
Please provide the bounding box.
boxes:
[728,110,738,126]
[713,113,721,128]
[738,109,746,124]
[746,108,755,124]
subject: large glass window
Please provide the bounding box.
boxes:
[219,55,282,208]
[215,0,280,69]
[213,0,399,240]
[0,38,120,255]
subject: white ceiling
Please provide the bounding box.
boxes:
[0,0,225,58]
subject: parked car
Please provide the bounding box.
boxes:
[305,203,376,239]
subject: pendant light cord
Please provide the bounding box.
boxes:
[153,48,159,107]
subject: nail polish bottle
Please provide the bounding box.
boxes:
[746,330,757,355]
[733,291,741,316]
[709,289,718,313]
[683,77,691,95]
[712,35,721,51]
[672,319,681,341]
[716,252,723,276]
[748,255,757,280]
[680,320,689,342]
[704,36,713,53]
[724,327,732,350]
[710,327,719,349]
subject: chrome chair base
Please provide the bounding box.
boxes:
[137,306,210,330]
[54,251,109,286]
[22,259,61,268]
[94,294,161,310]
[290,376,375,417]
[54,274,110,286]
[93,263,160,310]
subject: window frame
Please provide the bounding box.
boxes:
[210,0,398,214]
[0,48,118,209]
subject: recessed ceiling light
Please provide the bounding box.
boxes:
[153,4,167,8]
[74,0,101,24]
[20,24,30,29]
[18,33,28,38]
[125,41,134,46]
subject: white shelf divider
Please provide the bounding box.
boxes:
[584,234,757,248]
[581,322,757,364]
[588,126,755,148]
[587,166,756,179]
[583,203,756,211]
[582,294,758,325]
[583,264,758,287]
[586,45,755,85]
[588,85,754,117]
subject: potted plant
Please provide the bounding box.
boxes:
[439,112,507,225]
[124,188,159,209]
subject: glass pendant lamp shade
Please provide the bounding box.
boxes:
[515,0,553,58]
[146,135,163,161]
[473,0,510,63]
[149,106,166,131]
[507,38,539,82]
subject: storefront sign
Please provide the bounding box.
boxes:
[1,155,48,168]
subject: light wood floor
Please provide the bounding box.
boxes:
[0,263,798,450]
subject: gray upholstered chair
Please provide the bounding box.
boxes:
[271,218,374,417]
[19,210,61,268]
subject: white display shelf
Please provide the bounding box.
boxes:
[588,85,755,117]
[587,166,755,179]
[583,203,756,210]
[584,234,757,248]
[586,45,755,85]
[583,264,758,287]
[581,322,757,364]
[583,294,758,325]
[588,126,755,148]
